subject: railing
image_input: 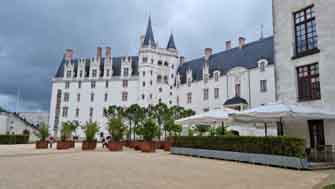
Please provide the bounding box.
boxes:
[306,145,335,162]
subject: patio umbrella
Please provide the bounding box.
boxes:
[231,103,335,123]
[175,108,238,125]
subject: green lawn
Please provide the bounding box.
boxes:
[324,184,335,189]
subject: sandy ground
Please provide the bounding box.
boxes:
[0,144,331,189]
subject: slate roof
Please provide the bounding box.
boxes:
[143,16,156,47]
[55,56,139,78]
[177,36,274,84]
[167,33,177,49]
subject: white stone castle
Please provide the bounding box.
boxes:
[49,17,276,136]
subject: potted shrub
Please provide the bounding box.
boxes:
[107,117,126,151]
[57,122,76,150]
[138,118,159,153]
[163,119,182,151]
[82,122,99,150]
[35,122,49,149]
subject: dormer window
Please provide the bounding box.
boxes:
[214,72,219,82]
[260,62,265,72]
[123,68,129,77]
[187,78,192,87]
[204,74,209,83]
[92,69,97,78]
[66,71,71,78]
[106,69,110,77]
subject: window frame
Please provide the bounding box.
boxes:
[296,63,321,101]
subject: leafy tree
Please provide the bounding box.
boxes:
[136,118,159,141]
[151,103,169,140]
[108,117,126,142]
[104,105,124,119]
[164,119,182,137]
[195,124,210,136]
[187,127,194,136]
[36,122,49,141]
[82,122,100,142]
[60,121,77,141]
[125,104,144,141]
[209,127,216,136]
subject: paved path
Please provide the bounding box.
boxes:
[0,144,330,189]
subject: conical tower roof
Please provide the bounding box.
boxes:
[143,16,156,47]
[166,33,177,50]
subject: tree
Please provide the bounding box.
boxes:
[151,103,169,140]
[61,121,77,141]
[136,118,159,141]
[104,105,124,119]
[82,122,100,142]
[164,119,182,137]
[125,104,144,141]
[195,124,210,136]
[36,122,49,141]
[108,117,126,142]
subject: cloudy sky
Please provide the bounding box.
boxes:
[0,0,272,112]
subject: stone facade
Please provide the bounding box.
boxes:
[273,0,335,147]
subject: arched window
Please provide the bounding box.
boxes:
[157,75,162,83]
[158,61,163,66]
[164,61,169,67]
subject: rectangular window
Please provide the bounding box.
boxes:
[63,92,70,102]
[89,107,93,117]
[62,107,68,117]
[260,80,267,92]
[260,62,265,72]
[143,57,148,63]
[187,92,192,104]
[122,80,128,88]
[105,80,109,88]
[79,70,83,78]
[106,69,110,77]
[90,93,94,102]
[123,68,129,77]
[77,93,80,102]
[92,69,97,77]
[104,93,108,102]
[78,81,81,89]
[187,78,191,87]
[294,5,318,56]
[75,108,79,117]
[297,63,321,101]
[91,81,96,89]
[214,72,219,81]
[235,84,241,97]
[214,88,219,99]
[66,71,71,78]
[204,74,209,84]
[122,92,128,101]
[203,88,209,100]
[65,81,70,89]
[176,96,179,105]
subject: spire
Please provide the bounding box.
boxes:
[143,16,156,47]
[166,33,177,50]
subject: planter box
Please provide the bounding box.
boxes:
[171,147,310,169]
[140,141,156,153]
[56,141,72,150]
[36,141,48,149]
[82,141,97,150]
[69,140,75,148]
[163,142,171,151]
[107,142,123,151]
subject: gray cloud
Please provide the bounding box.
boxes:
[0,0,272,112]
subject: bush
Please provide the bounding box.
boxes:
[136,118,159,141]
[0,135,29,144]
[82,122,99,142]
[108,117,126,142]
[324,184,335,189]
[36,122,49,141]
[172,136,305,158]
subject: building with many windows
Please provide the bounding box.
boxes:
[273,0,335,150]
[49,17,277,136]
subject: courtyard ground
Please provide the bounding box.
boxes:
[0,144,332,189]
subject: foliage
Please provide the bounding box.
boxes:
[136,118,159,141]
[108,117,126,142]
[36,122,49,141]
[104,105,125,119]
[0,135,29,144]
[164,119,182,136]
[209,127,216,136]
[82,122,99,142]
[323,184,335,189]
[195,124,210,136]
[61,121,77,141]
[172,136,306,158]
[187,127,194,136]
[124,104,144,140]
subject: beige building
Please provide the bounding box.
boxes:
[273,0,335,158]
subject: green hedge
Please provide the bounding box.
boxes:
[0,135,29,144]
[172,136,305,158]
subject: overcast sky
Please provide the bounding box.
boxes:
[0,0,272,112]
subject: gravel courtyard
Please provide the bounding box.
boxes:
[0,144,330,189]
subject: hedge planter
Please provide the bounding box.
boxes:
[56,141,72,150]
[107,142,123,151]
[163,142,171,151]
[36,141,48,149]
[140,141,156,153]
[82,141,97,150]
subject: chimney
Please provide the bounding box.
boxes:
[225,41,232,50]
[97,47,102,59]
[204,48,213,61]
[65,49,73,62]
[180,56,185,64]
[106,47,111,61]
[239,37,246,48]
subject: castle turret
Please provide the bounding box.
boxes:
[142,16,156,48]
[166,33,177,51]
